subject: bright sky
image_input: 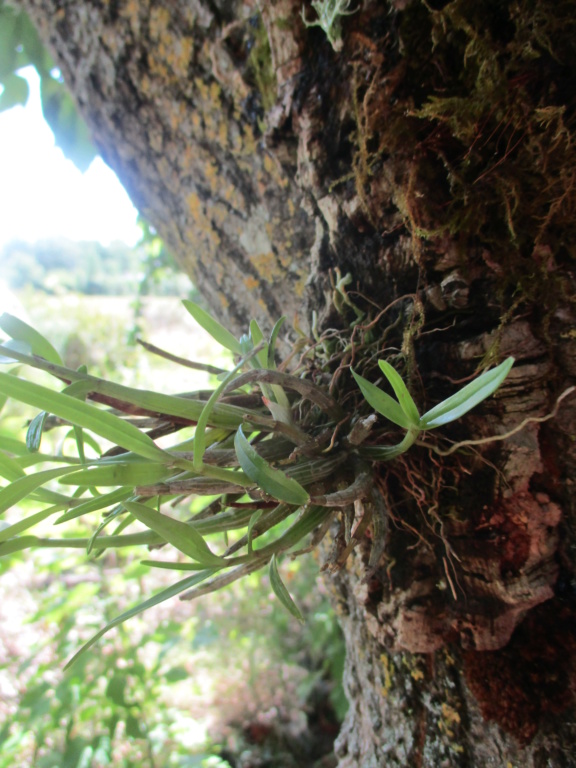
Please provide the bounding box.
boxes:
[0,67,140,248]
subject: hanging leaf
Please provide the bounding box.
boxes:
[269,554,304,621]
[64,568,217,669]
[124,501,224,566]
[234,426,309,505]
[26,411,48,453]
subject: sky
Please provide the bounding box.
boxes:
[0,67,140,248]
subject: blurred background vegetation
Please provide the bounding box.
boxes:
[0,2,346,763]
[0,240,347,768]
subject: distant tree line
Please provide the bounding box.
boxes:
[0,236,192,296]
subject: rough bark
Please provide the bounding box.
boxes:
[15,0,576,764]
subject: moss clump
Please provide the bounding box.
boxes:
[246,14,277,113]
[344,0,576,306]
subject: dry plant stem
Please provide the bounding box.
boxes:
[222,369,345,420]
[311,468,373,506]
[289,510,337,558]
[136,478,249,496]
[241,412,311,445]
[223,503,294,557]
[425,385,576,456]
[136,338,227,375]
[179,557,268,600]
[327,500,374,572]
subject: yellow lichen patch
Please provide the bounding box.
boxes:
[293,272,308,299]
[210,81,221,103]
[204,161,220,194]
[149,6,170,38]
[438,702,461,739]
[441,703,460,726]
[380,653,393,697]
[263,153,290,189]
[244,276,260,291]
[219,121,228,147]
[251,251,282,283]
[187,192,203,224]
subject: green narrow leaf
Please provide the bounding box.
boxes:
[182,300,243,355]
[269,554,304,621]
[234,426,309,505]
[249,319,269,367]
[267,316,286,370]
[140,560,207,571]
[0,313,63,365]
[124,501,224,566]
[64,568,218,669]
[0,505,62,544]
[193,348,262,474]
[0,343,252,430]
[26,411,48,453]
[0,451,26,481]
[378,360,420,426]
[0,435,31,455]
[59,462,174,487]
[419,357,514,429]
[55,488,132,524]
[351,369,412,429]
[0,373,169,462]
[0,465,83,515]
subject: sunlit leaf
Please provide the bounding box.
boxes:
[55,488,132,524]
[182,300,243,355]
[351,369,412,429]
[269,554,304,621]
[0,313,63,365]
[0,373,169,462]
[60,462,174,487]
[234,426,309,505]
[419,357,514,429]
[124,501,224,566]
[0,505,63,544]
[0,465,82,515]
[0,450,26,482]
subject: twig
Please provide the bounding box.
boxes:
[136,338,227,375]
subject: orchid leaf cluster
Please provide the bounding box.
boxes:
[0,304,513,666]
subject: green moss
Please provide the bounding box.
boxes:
[348,0,576,311]
[247,15,277,113]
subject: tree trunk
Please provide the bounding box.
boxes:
[16,0,576,764]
